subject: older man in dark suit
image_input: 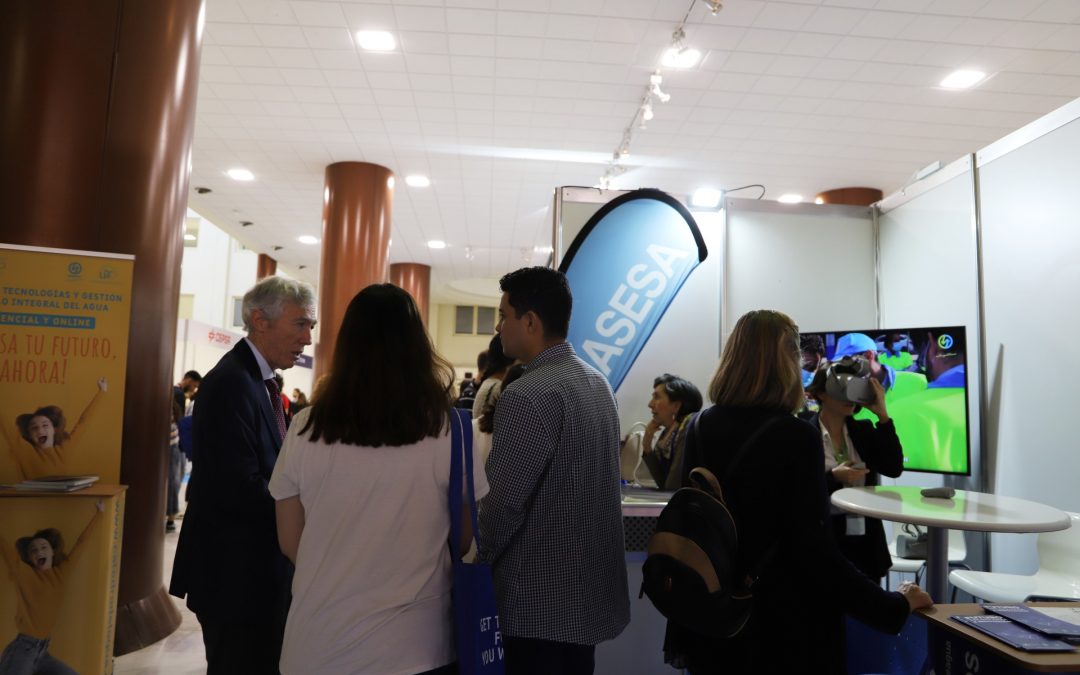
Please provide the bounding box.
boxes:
[170,276,316,674]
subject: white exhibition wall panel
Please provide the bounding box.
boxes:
[876,157,982,493]
[978,101,1080,574]
[724,199,876,336]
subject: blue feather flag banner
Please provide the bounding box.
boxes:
[558,189,707,392]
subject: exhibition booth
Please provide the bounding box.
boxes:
[552,96,1080,673]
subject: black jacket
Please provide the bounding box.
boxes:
[813,414,904,580]
[169,339,292,620]
[669,406,909,675]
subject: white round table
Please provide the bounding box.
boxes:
[831,486,1071,601]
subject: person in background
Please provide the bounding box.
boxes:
[170,276,316,674]
[472,334,514,421]
[480,266,629,675]
[270,283,487,675]
[640,374,703,491]
[807,363,903,583]
[800,334,826,389]
[670,310,931,675]
[274,373,291,423]
[474,363,525,465]
[290,389,308,414]
[174,370,202,416]
[167,397,186,533]
[833,332,894,390]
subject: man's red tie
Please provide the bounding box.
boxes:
[264,378,287,442]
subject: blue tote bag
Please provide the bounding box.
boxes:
[448,408,506,675]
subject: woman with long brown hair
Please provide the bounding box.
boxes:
[269,284,487,675]
[666,310,931,674]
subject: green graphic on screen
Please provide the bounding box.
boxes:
[800,326,970,476]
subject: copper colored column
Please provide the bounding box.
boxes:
[0,0,203,654]
[815,187,884,206]
[257,253,278,280]
[390,263,431,327]
[317,162,394,378]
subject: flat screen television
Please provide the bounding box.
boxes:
[799,325,971,476]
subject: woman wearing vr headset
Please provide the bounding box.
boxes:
[667,310,930,675]
[807,359,904,584]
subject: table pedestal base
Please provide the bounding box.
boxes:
[926,526,948,601]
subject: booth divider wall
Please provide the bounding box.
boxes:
[875,155,987,573]
[975,97,1080,575]
[723,198,877,335]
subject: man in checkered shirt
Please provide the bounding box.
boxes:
[479,266,630,675]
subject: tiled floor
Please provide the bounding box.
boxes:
[114,500,207,673]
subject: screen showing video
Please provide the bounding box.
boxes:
[799,326,970,476]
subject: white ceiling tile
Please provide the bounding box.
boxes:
[253,25,308,48]
[915,42,978,68]
[1041,25,1080,52]
[827,35,881,60]
[314,50,361,69]
[737,28,795,53]
[809,58,863,79]
[549,0,604,14]
[359,53,408,72]
[874,39,933,64]
[752,2,817,30]
[280,68,329,86]
[323,70,369,87]
[898,14,965,41]
[947,18,1011,47]
[222,46,276,67]
[394,5,448,32]
[341,4,398,30]
[802,6,868,34]
[238,0,297,25]
[399,32,450,55]
[449,34,497,57]
[766,54,821,77]
[1024,0,1080,23]
[302,27,355,50]
[600,0,657,20]
[1049,53,1080,77]
[236,66,288,85]
[545,14,598,40]
[206,23,263,47]
[987,22,1059,49]
[410,73,455,91]
[269,48,320,68]
[447,8,498,33]
[451,55,497,76]
[496,11,549,37]
[366,72,412,90]
[783,32,842,57]
[207,0,247,23]
[542,39,593,62]
[849,11,916,39]
[201,46,231,66]
[1005,49,1070,74]
[974,0,1029,20]
[452,76,496,93]
[291,86,336,103]
[247,84,298,102]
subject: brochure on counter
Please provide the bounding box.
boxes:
[984,604,1080,641]
[952,614,1077,652]
[0,475,100,492]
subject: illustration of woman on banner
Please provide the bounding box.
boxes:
[0,500,104,675]
[1,378,107,481]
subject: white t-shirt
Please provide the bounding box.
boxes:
[269,408,490,675]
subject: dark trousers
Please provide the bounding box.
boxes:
[503,636,594,675]
[197,611,284,675]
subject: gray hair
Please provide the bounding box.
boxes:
[241,276,315,332]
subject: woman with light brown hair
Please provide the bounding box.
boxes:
[665,310,931,675]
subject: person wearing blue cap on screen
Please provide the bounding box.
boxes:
[833,332,895,391]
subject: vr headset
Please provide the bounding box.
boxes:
[823,356,875,405]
